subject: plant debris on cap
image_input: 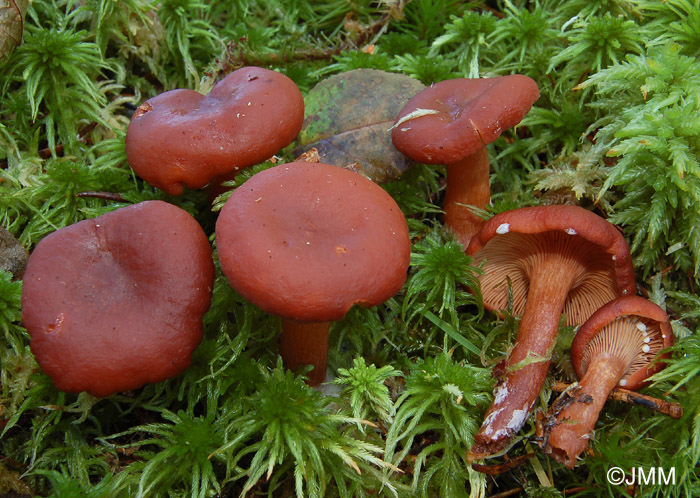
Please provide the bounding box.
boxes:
[21,201,215,397]
[125,66,304,196]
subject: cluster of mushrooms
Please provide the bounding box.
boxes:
[20,66,674,470]
[391,73,675,467]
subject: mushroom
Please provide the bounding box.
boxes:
[21,201,215,397]
[125,66,304,195]
[543,296,673,468]
[465,205,636,461]
[391,75,539,246]
[215,161,411,386]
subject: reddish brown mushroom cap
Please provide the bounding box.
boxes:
[467,205,636,325]
[390,74,539,247]
[125,66,304,195]
[215,161,411,323]
[572,295,674,391]
[21,201,214,397]
[391,74,539,165]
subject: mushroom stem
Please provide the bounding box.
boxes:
[443,147,490,247]
[280,319,331,386]
[469,254,577,461]
[545,354,628,468]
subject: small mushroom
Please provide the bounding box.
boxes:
[391,75,539,246]
[215,161,411,386]
[543,296,673,468]
[125,66,304,195]
[21,201,215,397]
[465,205,635,461]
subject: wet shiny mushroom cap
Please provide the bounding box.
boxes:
[466,205,636,326]
[125,66,304,195]
[572,296,674,390]
[215,161,411,322]
[391,74,539,165]
[21,201,215,397]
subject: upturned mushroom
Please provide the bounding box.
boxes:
[21,201,214,397]
[391,75,539,246]
[543,296,673,468]
[125,66,304,195]
[465,205,635,461]
[215,161,411,386]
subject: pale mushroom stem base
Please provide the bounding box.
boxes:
[280,319,331,387]
[469,256,577,461]
[444,147,490,248]
[544,354,627,468]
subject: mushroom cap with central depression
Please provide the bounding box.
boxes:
[21,201,215,397]
[215,161,411,322]
[125,66,304,195]
[391,74,539,165]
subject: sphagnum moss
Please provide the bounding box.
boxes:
[0,1,698,497]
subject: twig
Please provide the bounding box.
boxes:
[75,191,128,203]
[565,487,590,494]
[217,42,339,72]
[487,484,593,497]
[472,453,535,475]
[214,1,407,75]
[551,381,682,419]
[37,122,99,158]
[38,143,64,159]
[487,487,523,498]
